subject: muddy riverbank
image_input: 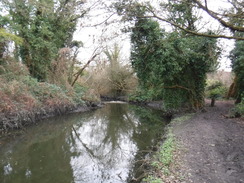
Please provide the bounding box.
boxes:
[0,102,102,135]
[143,100,244,183]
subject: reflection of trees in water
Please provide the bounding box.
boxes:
[69,104,168,182]
[0,104,168,183]
[130,105,169,148]
[101,104,136,148]
[0,131,74,183]
[0,113,94,183]
[127,105,169,181]
[68,104,138,182]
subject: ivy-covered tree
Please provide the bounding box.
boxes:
[131,17,219,110]
[131,18,165,89]
[2,0,86,81]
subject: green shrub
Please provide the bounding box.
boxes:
[230,93,244,117]
[235,102,244,116]
[206,80,227,98]
[129,87,163,102]
[72,84,86,104]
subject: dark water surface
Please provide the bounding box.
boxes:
[0,103,168,183]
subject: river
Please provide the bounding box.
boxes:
[0,103,168,183]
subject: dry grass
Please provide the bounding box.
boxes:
[0,57,92,132]
[82,64,138,98]
[207,71,233,88]
[0,61,76,115]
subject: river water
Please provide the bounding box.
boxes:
[0,103,168,183]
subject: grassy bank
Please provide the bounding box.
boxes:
[143,114,193,183]
[0,62,98,134]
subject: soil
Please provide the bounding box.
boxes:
[173,100,244,183]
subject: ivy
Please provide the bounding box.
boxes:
[0,28,23,45]
[4,0,81,81]
[131,18,219,110]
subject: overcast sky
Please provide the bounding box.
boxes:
[73,0,235,71]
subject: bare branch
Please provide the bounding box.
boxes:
[163,85,193,92]
[71,49,100,87]
[204,0,208,10]
[192,0,244,32]
[86,13,116,27]
[142,10,244,40]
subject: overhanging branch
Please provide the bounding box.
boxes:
[71,50,99,87]
[163,85,192,92]
[143,13,244,40]
[192,0,244,32]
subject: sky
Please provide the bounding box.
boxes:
[73,0,236,71]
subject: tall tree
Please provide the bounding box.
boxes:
[2,0,86,81]
[130,17,219,109]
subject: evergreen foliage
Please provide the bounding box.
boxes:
[205,80,227,107]
[3,0,84,81]
[131,18,219,110]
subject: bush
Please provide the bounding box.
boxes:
[72,84,89,104]
[84,64,137,98]
[129,87,162,102]
[0,58,29,79]
[235,102,244,116]
[205,80,227,106]
[230,93,244,117]
[0,60,85,114]
[0,76,38,113]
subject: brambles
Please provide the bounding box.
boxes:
[0,61,87,131]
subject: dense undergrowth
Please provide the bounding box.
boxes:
[0,61,89,133]
[231,94,244,117]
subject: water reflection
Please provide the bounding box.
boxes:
[0,103,168,183]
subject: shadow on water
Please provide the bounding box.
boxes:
[0,103,169,183]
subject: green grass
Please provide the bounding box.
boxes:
[143,114,193,183]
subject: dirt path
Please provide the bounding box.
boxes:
[173,100,244,183]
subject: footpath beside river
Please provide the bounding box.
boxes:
[172,100,244,183]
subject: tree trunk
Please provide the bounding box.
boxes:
[211,98,215,107]
[227,76,237,99]
[71,53,98,87]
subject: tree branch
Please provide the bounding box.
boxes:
[71,51,99,87]
[192,0,244,32]
[142,13,244,40]
[163,85,192,92]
